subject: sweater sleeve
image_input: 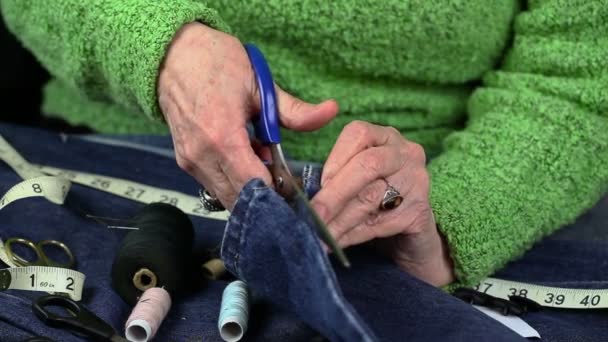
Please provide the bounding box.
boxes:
[0,0,229,120]
[429,0,608,288]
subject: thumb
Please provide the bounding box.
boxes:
[275,85,339,131]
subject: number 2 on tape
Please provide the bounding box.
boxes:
[0,266,86,301]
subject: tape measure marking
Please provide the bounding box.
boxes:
[0,266,85,301]
[0,133,228,220]
[474,278,607,309]
[0,176,70,210]
[38,165,229,221]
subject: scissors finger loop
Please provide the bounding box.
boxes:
[5,238,43,267]
[38,240,75,268]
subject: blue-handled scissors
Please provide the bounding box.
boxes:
[244,43,350,267]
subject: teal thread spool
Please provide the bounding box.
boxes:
[218,280,250,342]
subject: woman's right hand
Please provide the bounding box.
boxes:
[158,22,338,210]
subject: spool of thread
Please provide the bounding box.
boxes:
[111,202,194,305]
[218,280,250,342]
[202,258,226,280]
[125,287,172,342]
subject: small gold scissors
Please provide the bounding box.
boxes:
[4,237,75,268]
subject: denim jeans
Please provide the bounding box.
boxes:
[0,122,606,341]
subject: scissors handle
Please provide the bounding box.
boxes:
[33,295,117,341]
[4,238,74,268]
[4,238,44,267]
[37,240,75,268]
[244,43,281,145]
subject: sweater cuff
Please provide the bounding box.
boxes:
[95,0,230,121]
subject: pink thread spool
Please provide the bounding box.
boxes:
[125,287,172,342]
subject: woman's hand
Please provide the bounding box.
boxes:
[311,121,454,286]
[158,22,338,210]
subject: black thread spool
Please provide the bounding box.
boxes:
[111,202,194,306]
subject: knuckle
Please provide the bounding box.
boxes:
[386,126,401,138]
[413,168,430,187]
[365,212,382,227]
[359,153,384,179]
[357,181,384,206]
[175,154,195,174]
[344,120,371,141]
[288,96,304,114]
[204,130,224,149]
[407,142,426,164]
[223,35,244,54]
[329,216,349,236]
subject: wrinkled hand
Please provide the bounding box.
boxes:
[311,121,454,286]
[158,22,338,209]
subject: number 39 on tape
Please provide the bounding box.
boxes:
[473,278,607,309]
[0,266,85,301]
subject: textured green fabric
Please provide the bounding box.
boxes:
[1,0,607,289]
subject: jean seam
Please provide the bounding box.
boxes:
[221,186,259,279]
[234,191,260,279]
[235,185,272,279]
[301,219,377,341]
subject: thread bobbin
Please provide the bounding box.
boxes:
[111,202,194,305]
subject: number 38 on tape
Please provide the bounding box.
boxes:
[473,278,607,309]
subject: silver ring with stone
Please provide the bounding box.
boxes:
[379,180,403,211]
[199,189,225,212]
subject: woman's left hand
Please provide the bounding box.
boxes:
[310,121,454,287]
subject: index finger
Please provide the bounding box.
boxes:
[321,121,401,186]
[312,145,404,225]
[221,130,273,193]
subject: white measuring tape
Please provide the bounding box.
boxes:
[0,134,229,221]
[0,135,86,299]
[0,266,85,301]
[0,234,86,301]
[37,165,229,221]
[0,176,70,210]
[472,278,608,309]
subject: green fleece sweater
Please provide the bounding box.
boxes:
[1,0,607,288]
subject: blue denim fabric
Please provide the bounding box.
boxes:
[0,122,607,342]
[221,168,526,342]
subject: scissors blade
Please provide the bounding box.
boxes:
[285,175,351,268]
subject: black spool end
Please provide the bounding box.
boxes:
[111,202,195,306]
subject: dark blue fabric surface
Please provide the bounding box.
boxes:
[0,122,606,342]
[0,123,308,342]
